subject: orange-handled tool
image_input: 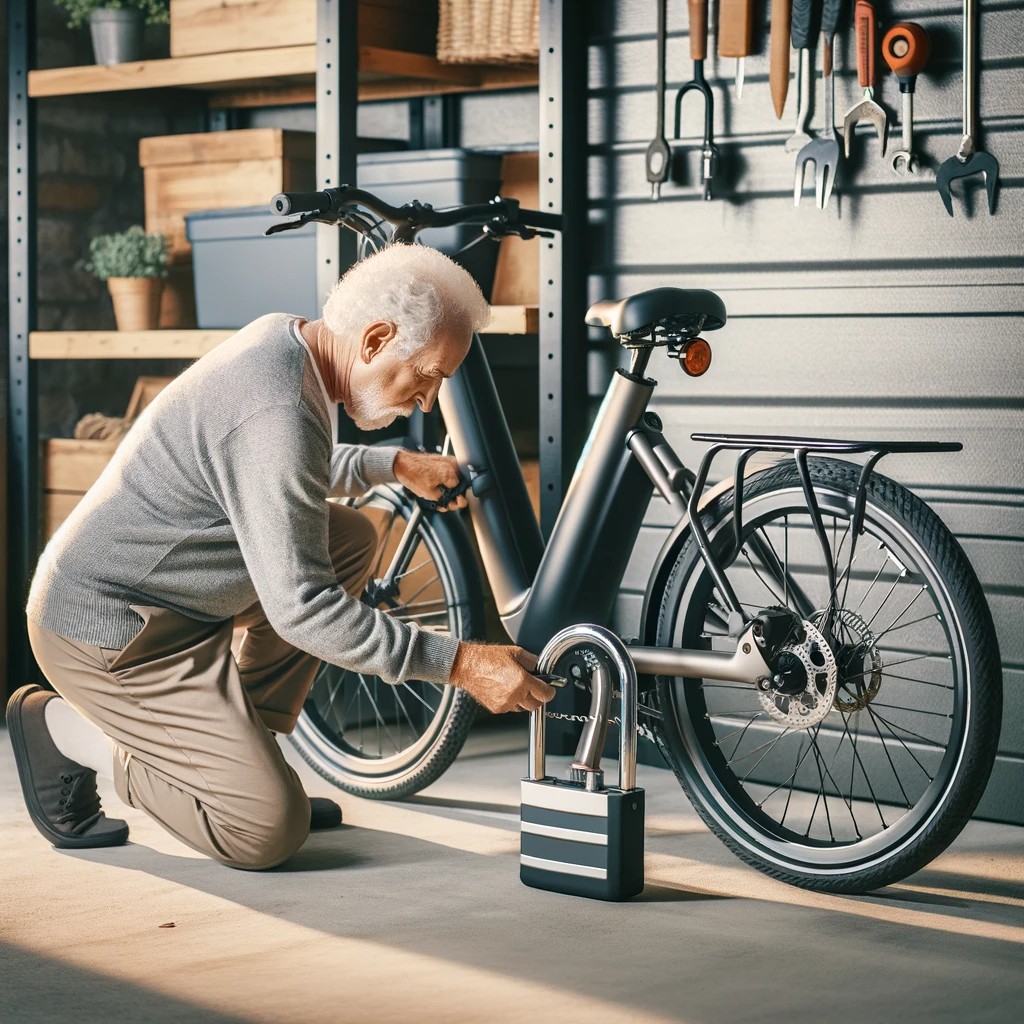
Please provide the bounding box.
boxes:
[718,0,755,99]
[855,0,876,89]
[689,0,708,60]
[842,0,888,157]
[770,0,792,119]
[882,22,930,174]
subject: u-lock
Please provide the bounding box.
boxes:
[520,624,645,901]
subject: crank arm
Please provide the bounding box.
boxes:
[629,625,770,685]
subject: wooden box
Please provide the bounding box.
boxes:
[43,439,121,539]
[43,378,173,540]
[169,0,438,58]
[140,128,315,258]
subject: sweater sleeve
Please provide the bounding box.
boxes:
[207,405,459,685]
[328,443,403,498]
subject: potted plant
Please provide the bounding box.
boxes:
[54,0,170,66]
[82,226,169,331]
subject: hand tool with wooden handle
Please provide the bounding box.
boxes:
[936,0,998,215]
[674,0,720,199]
[718,0,755,100]
[882,21,930,175]
[842,0,888,156]
[794,0,844,209]
[784,0,818,152]
[645,0,672,200]
[770,0,792,119]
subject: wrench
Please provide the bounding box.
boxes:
[842,0,888,157]
[784,0,817,153]
[795,0,843,209]
[644,0,672,200]
[882,22,930,175]
[936,0,999,215]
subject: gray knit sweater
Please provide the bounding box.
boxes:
[26,313,461,686]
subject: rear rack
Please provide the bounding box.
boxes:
[686,433,963,632]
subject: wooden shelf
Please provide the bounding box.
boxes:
[29,308,538,360]
[28,45,537,102]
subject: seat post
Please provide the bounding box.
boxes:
[629,347,653,377]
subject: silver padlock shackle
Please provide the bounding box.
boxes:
[529,624,638,791]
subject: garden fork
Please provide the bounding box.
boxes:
[795,0,843,208]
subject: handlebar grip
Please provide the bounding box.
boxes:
[271,191,333,216]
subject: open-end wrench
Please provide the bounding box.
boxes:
[882,22,930,175]
[674,0,719,199]
[842,0,888,157]
[795,0,843,209]
[936,0,999,215]
[784,0,818,153]
[645,0,672,200]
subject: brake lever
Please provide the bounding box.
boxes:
[264,211,331,236]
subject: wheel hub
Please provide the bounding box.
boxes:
[758,618,838,728]
[830,608,883,712]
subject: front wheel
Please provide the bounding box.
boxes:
[649,457,1002,893]
[290,485,484,799]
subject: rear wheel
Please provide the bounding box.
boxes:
[650,457,1002,893]
[290,485,484,799]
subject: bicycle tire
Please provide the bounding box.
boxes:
[647,456,1002,893]
[290,483,485,799]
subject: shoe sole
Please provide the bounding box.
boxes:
[7,684,129,850]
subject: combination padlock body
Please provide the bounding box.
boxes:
[520,778,645,901]
[520,624,645,902]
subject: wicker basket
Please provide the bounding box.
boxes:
[437,0,539,64]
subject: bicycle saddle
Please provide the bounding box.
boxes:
[586,287,727,341]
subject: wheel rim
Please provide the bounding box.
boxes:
[295,491,465,783]
[664,479,970,873]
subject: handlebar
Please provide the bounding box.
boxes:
[267,184,562,242]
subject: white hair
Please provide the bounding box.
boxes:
[322,243,491,356]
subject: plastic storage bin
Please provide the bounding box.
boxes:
[186,148,504,329]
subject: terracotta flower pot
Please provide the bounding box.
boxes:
[107,277,164,331]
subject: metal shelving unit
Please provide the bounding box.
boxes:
[5,0,586,689]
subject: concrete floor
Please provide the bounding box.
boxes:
[1,720,1022,1024]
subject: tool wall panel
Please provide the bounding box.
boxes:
[584,1,1024,822]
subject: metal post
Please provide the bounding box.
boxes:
[7,0,39,694]
[538,0,587,537]
[316,0,358,441]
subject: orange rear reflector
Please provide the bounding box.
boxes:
[681,338,712,377]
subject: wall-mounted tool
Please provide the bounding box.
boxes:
[936,0,998,215]
[675,0,720,199]
[795,0,844,209]
[842,0,888,157]
[645,0,672,200]
[719,0,756,100]
[784,0,818,153]
[770,0,792,119]
[882,21,930,175]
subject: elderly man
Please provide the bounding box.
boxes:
[9,243,555,870]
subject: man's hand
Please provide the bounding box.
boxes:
[393,450,467,512]
[449,642,557,715]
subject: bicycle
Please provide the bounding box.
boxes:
[266,185,1002,894]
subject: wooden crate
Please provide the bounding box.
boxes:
[43,439,121,539]
[140,128,315,257]
[43,378,173,539]
[169,0,438,58]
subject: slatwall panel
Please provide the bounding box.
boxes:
[582,0,1024,822]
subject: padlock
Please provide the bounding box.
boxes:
[520,624,645,901]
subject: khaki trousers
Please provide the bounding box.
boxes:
[27,502,378,870]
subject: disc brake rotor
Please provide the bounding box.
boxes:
[758,618,838,728]
[830,608,883,712]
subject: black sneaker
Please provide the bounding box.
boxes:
[309,795,343,830]
[6,684,129,849]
